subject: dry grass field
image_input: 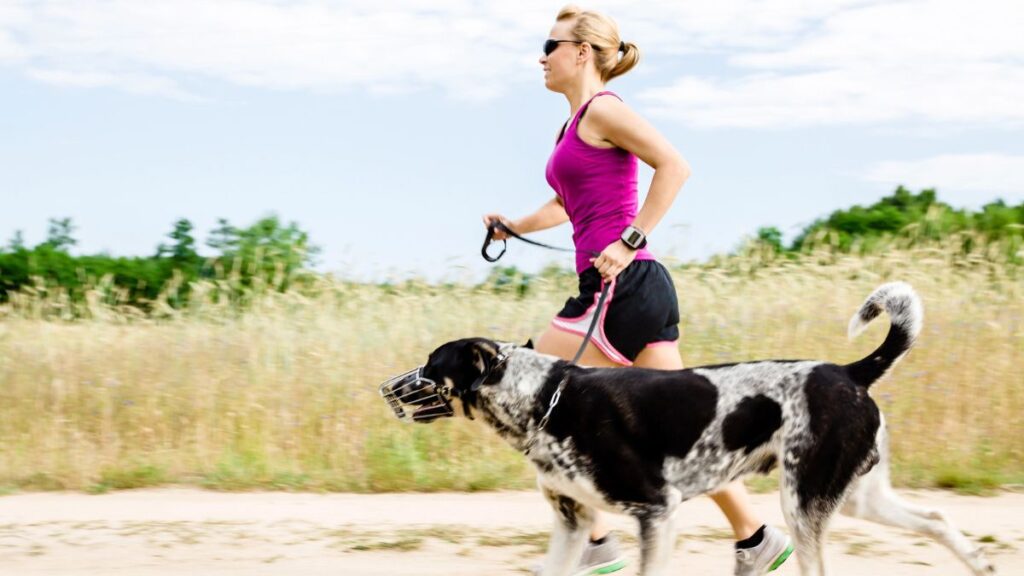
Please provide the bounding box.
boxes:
[0,239,1021,494]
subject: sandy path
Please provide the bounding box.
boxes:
[1,488,1020,575]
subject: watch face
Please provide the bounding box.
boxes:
[624,229,643,246]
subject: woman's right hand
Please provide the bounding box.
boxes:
[482,214,515,240]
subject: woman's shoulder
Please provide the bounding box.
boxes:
[584,92,640,129]
[587,92,633,117]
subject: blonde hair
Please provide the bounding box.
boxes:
[556,5,639,82]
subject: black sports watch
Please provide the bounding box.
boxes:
[620,225,647,250]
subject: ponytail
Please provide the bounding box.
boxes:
[556,5,639,82]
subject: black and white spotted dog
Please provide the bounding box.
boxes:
[393,282,995,576]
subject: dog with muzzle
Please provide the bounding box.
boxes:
[382,282,995,576]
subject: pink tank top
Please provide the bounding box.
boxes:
[545,91,654,273]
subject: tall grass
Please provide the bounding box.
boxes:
[0,235,1021,493]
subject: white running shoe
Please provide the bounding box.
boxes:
[734,526,794,575]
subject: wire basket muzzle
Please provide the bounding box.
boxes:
[378,367,455,422]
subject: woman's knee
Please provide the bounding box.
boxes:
[535,326,575,358]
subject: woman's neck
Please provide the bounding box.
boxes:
[564,77,607,117]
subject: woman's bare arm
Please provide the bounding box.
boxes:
[584,96,691,236]
[483,196,569,239]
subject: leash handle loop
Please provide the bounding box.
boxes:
[482,220,592,262]
[481,222,508,262]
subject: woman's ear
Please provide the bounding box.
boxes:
[578,42,593,63]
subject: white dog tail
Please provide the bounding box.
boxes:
[844,282,923,389]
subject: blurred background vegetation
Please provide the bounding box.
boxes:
[0,215,317,312]
[0,187,1021,495]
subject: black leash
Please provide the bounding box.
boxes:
[482,220,612,452]
[482,221,580,263]
[481,221,608,366]
[528,282,610,450]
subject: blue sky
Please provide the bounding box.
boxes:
[2,0,1022,281]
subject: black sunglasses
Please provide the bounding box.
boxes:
[543,39,583,56]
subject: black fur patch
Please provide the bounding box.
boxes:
[539,366,718,506]
[420,338,506,418]
[845,310,911,388]
[697,359,805,371]
[756,454,778,474]
[795,364,881,512]
[722,394,782,454]
[556,495,580,530]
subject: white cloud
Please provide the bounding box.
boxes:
[0,31,24,63]
[1,0,1022,130]
[865,154,1024,208]
[0,1,29,63]
[639,0,1024,128]
[0,0,907,98]
[1,0,556,101]
[26,68,202,101]
[611,0,876,53]
[641,61,1024,128]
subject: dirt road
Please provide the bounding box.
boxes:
[1,488,1020,575]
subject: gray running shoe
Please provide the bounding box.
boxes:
[734,526,794,575]
[531,533,627,576]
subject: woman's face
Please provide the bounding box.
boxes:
[539,20,580,93]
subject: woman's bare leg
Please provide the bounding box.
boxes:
[535,325,622,369]
[708,482,764,540]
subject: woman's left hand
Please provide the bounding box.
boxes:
[591,240,637,283]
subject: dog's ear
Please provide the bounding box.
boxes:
[524,338,534,349]
[469,339,499,375]
[468,339,502,392]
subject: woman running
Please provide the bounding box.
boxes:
[484,5,793,575]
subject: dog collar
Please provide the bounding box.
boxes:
[523,373,569,455]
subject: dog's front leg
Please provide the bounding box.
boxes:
[539,487,594,576]
[635,489,681,576]
[636,511,676,576]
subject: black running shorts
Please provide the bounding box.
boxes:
[551,259,680,365]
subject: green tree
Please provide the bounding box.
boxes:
[206,218,238,253]
[0,215,320,308]
[208,215,318,290]
[43,217,77,252]
[787,187,1022,254]
[4,230,25,253]
[483,265,532,297]
[157,218,201,267]
[756,226,784,252]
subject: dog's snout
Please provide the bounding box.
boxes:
[392,373,434,406]
[378,365,455,423]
